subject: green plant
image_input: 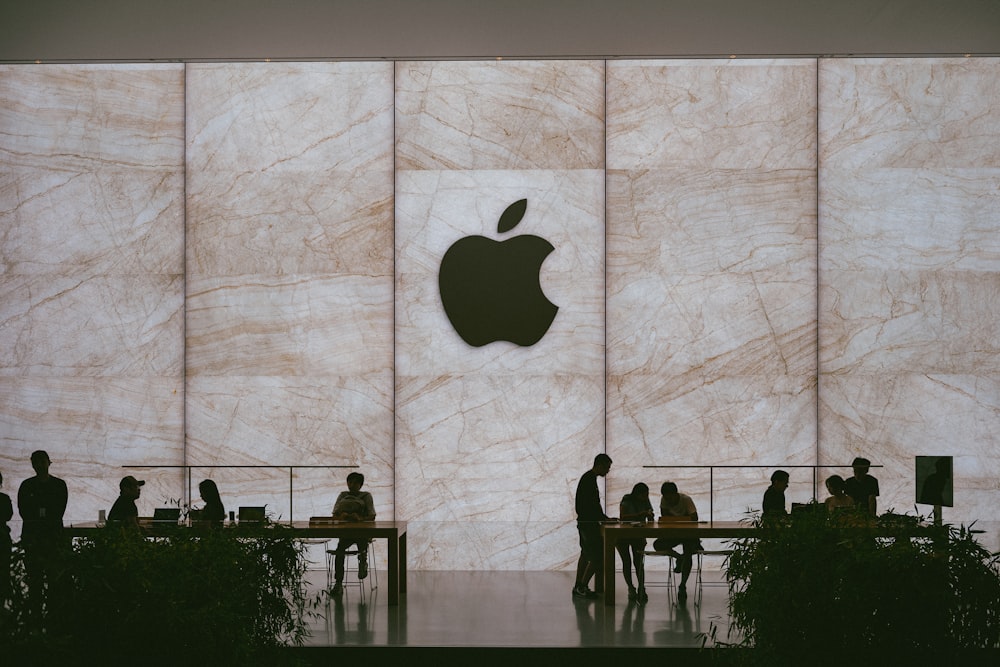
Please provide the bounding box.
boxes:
[1,524,321,665]
[716,510,1000,663]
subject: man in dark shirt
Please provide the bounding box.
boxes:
[573,453,613,599]
[108,475,145,529]
[762,469,789,519]
[17,450,69,610]
[844,457,879,517]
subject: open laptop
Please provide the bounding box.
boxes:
[152,507,181,523]
[238,506,267,523]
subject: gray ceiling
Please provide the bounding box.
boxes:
[3,0,999,62]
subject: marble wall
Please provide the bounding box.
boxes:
[606,59,818,523]
[818,58,1000,517]
[1,58,997,567]
[1,64,186,516]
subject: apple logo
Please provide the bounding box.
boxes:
[438,198,558,347]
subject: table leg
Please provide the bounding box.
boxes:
[399,531,407,595]
[603,530,616,606]
[387,532,399,606]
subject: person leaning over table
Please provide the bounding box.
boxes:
[330,472,376,596]
[762,469,789,519]
[573,453,615,600]
[652,481,702,601]
[617,482,654,603]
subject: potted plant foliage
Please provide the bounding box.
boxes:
[716,509,1000,664]
[1,522,322,665]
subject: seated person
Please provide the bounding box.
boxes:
[652,481,701,600]
[823,475,854,511]
[107,475,145,530]
[330,472,376,595]
[762,470,789,519]
[195,479,226,527]
[618,482,654,602]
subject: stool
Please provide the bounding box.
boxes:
[642,550,678,594]
[326,539,378,599]
[694,548,733,594]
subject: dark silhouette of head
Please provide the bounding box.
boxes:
[825,474,846,494]
[199,479,222,505]
[30,450,50,476]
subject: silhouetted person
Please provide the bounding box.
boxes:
[762,470,789,518]
[823,475,854,511]
[618,482,653,603]
[17,450,69,612]
[1,470,12,606]
[197,479,226,527]
[919,457,950,506]
[108,475,145,530]
[330,472,376,596]
[844,457,879,516]
[652,481,701,601]
[573,453,614,600]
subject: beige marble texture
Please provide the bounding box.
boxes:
[395,169,605,567]
[606,60,819,515]
[395,61,605,569]
[184,62,395,519]
[395,61,604,171]
[0,64,185,535]
[185,374,393,520]
[818,58,1000,522]
[2,57,999,565]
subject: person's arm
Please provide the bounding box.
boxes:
[684,496,698,521]
[1,494,13,523]
[363,493,376,521]
[17,481,34,521]
[867,477,879,516]
[55,478,68,520]
[332,492,349,519]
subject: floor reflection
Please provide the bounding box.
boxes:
[305,569,735,648]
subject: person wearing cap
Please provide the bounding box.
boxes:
[108,475,145,529]
[844,457,879,517]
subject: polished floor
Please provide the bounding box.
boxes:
[301,567,737,649]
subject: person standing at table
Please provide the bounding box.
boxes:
[17,450,69,611]
[845,457,879,517]
[573,453,614,600]
[330,472,376,596]
[652,481,701,601]
[762,469,789,518]
[1,470,13,606]
[198,479,226,527]
[108,475,145,530]
[618,482,653,603]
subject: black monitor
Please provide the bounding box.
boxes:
[915,456,953,507]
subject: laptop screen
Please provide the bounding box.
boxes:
[152,507,181,522]
[238,506,266,522]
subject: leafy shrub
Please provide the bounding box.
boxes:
[1,525,320,665]
[721,511,1000,663]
